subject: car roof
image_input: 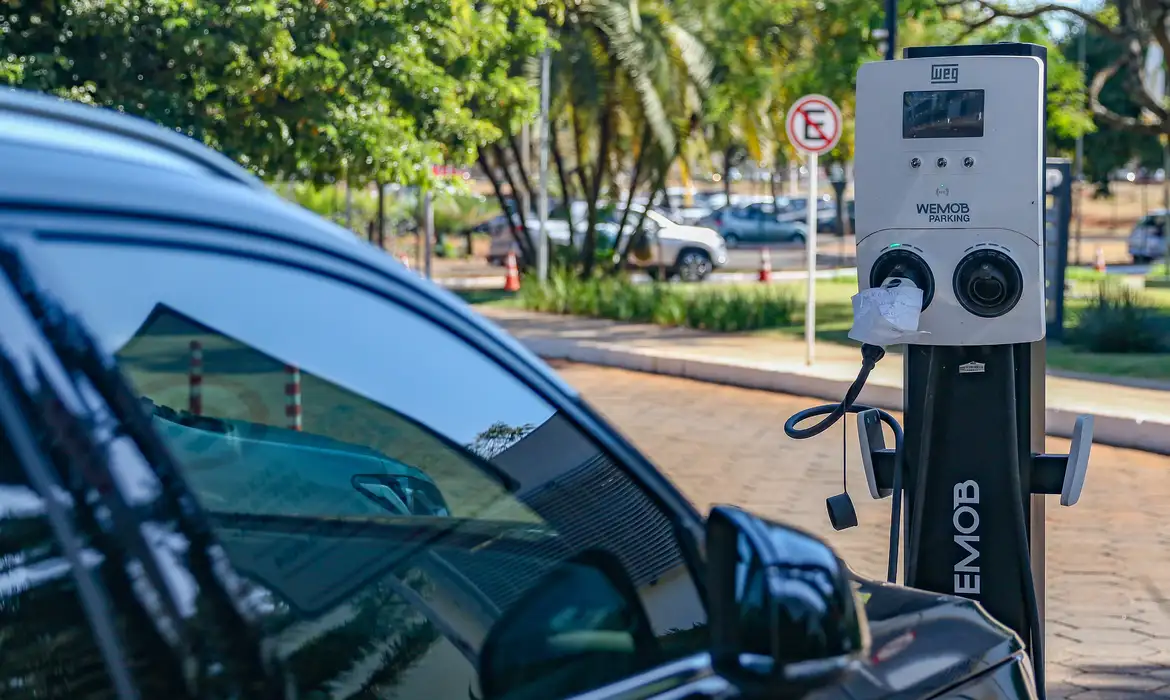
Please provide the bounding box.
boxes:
[0,88,373,255]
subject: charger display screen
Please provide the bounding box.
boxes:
[903,89,985,139]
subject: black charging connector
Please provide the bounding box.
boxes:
[783,342,909,584]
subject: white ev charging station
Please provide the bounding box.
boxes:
[784,44,1095,700]
[854,55,1046,346]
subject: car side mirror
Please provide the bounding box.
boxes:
[707,505,870,697]
[352,473,451,517]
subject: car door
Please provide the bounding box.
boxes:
[729,205,761,244]
[10,219,711,700]
[755,204,793,243]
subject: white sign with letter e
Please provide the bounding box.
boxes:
[785,94,842,365]
[785,94,843,156]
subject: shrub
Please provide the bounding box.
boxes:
[1068,283,1170,353]
[518,269,798,332]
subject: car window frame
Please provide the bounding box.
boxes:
[13,220,702,531]
[8,211,710,594]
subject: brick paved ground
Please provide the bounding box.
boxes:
[555,361,1170,699]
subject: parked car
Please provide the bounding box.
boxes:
[1129,210,1168,264]
[0,88,1040,700]
[604,206,728,282]
[818,200,856,235]
[699,203,809,248]
[148,398,452,519]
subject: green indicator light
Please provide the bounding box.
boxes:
[889,243,902,248]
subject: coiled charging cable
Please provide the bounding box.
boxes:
[783,343,907,584]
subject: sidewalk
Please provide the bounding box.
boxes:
[477,306,1170,456]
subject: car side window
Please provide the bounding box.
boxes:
[28,236,708,700]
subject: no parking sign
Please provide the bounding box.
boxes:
[786,94,843,156]
[785,93,843,365]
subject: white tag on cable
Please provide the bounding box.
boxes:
[848,277,929,347]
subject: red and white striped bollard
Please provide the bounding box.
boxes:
[284,364,303,431]
[188,340,203,416]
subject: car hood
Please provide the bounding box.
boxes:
[659,225,724,247]
[840,576,1025,699]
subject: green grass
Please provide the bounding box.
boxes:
[454,289,519,306]
[464,275,1170,382]
[1046,345,1170,381]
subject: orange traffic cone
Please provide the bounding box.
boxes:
[758,247,772,283]
[504,249,522,292]
[397,253,412,271]
[1094,246,1106,273]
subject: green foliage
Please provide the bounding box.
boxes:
[519,268,798,331]
[1056,25,1159,186]
[0,0,548,186]
[1068,283,1170,353]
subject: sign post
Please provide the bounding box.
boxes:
[786,94,843,365]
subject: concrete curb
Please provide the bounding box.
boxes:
[522,337,1170,457]
[435,266,860,290]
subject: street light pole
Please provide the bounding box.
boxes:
[1074,23,1087,265]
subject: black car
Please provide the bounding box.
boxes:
[0,89,1038,700]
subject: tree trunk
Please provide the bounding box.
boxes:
[611,127,653,272]
[582,84,615,277]
[723,146,734,205]
[619,152,672,267]
[571,104,592,211]
[551,120,575,219]
[478,151,534,264]
[508,134,535,203]
[491,143,534,264]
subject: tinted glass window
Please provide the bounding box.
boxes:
[36,239,709,700]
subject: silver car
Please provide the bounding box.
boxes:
[1129,211,1168,264]
[700,203,808,248]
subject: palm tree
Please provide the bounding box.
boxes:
[546,0,711,276]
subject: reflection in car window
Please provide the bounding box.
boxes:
[73,243,710,700]
[0,393,189,698]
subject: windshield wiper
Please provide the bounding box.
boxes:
[0,243,288,699]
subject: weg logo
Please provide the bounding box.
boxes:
[931,64,959,84]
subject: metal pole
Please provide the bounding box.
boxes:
[1073,25,1086,264]
[538,48,551,282]
[806,151,818,365]
[424,190,434,280]
[884,0,897,61]
[345,180,354,231]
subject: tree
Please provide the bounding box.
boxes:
[468,422,536,460]
[542,0,710,276]
[945,0,1167,138]
[0,0,547,190]
[1054,25,1162,191]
